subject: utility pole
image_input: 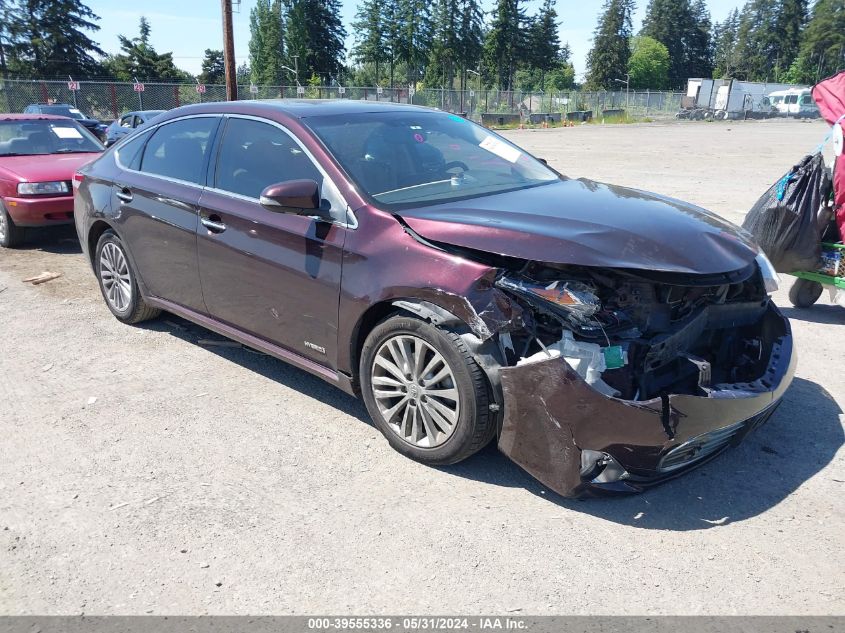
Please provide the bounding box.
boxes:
[221,0,237,101]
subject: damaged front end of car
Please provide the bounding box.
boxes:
[453,255,795,498]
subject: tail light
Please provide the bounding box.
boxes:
[72,172,84,189]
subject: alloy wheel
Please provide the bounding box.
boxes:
[99,242,132,312]
[371,334,461,448]
[0,209,7,243]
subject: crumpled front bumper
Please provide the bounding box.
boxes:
[497,303,795,498]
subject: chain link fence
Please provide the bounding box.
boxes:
[0,79,685,123]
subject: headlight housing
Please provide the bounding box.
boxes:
[17,181,70,196]
[755,252,780,293]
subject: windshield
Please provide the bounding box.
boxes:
[305,111,559,208]
[38,105,86,120]
[0,120,104,156]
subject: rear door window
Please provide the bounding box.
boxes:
[116,130,152,170]
[140,117,218,185]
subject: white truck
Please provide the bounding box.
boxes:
[682,78,805,120]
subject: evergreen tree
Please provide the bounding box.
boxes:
[786,0,845,84]
[687,0,713,80]
[712,8,740,78]
[483,0,527,90]
[249,0,284,85]
[282,0,307,83]
[395,0,433,87]
[455,0,483,90]
[527,0,563,87]
[105,17,189,81]
[733,0,779,81]
[640,0,690,85]
[351,0,387,84]
[309,0,347,81]
[199,49,225,84]
[236,62,252,84]
[640,0,711,87]
[7,0,105,77]
[427,0,460,87]
[0,0,18,76]
[773,0,807,77]
[585,0,635,90]
[382,0,402,88]
[283,0,346,83]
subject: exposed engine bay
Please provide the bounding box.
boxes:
[491,260,772,401]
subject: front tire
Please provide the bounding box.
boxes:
[0,201,25,248]
[360,314,495,466]
[94,230,160,324]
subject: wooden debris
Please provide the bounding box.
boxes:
[22,271,62,285]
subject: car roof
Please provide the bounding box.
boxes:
[164,99,435,120]
[1,113,75,121]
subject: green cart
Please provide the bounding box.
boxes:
[788,242,845,307]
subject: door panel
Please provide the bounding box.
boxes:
[113,116,219,312]
[114,172,205,311]
[196,190,345,366]
[196,116,346,367]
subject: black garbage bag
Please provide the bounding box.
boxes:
[742,152,832,273]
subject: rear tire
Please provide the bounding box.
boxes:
[360,314,495,466]
[0,201,25,248]
[788,278,823,308]
[94,230,161,324]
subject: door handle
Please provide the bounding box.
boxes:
[115,188,133,203]
[201,214,226,233]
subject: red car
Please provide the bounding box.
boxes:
[0,113,103,247]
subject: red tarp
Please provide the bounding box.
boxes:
[813,70,845,242]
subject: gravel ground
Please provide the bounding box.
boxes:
[1,118,843,615]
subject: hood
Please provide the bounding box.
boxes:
[0,153,101,183]
[396,179,758,275]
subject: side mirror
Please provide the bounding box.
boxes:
[260,180,324,216]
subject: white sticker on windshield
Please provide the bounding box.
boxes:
[70,108,83,115]
[51,126,83,139]
[479,135,521,163]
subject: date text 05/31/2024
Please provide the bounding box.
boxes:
[307,617,527,630]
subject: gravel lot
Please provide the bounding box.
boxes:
[1,118,843,615]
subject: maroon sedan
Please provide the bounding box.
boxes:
[0,114,103,247]
[74,101,794,497]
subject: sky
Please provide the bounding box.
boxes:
[85,0,744,81]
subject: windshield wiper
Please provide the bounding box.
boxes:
[53,148,101,154]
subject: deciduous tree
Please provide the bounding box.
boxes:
[627,35,669,88]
